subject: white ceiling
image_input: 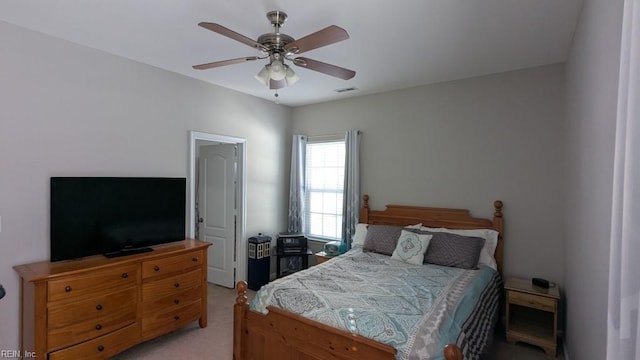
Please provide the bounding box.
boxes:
[0,0,584,107]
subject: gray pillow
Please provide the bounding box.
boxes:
[362,225,403,255]
[413,230,486,269]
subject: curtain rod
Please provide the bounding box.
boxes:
[306,130,360,141]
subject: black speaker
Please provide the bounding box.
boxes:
[247,235,272,291]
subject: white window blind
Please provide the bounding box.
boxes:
[304,140,345,240]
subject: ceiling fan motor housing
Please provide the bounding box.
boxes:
[257,33,294,54]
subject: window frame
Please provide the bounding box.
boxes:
[303,137,345,242]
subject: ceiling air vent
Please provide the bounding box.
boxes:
[334,87,359,93]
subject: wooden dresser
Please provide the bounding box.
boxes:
[14,239,211,359]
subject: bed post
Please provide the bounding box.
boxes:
[361,194,370,223]
[443,344,463,360]
[493,200,504,276]
[234,281,248,360]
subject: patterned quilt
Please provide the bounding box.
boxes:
[251,249,502,360]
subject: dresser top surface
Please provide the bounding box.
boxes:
[14,239,210,282]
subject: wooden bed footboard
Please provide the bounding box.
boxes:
[234,281,462,360]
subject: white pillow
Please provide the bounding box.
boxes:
[420,226,499,270]
[391,230,432,265]
[351,223,369,248]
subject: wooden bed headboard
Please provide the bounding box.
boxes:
[360,194,504,275]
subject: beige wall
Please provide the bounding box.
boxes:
[564,0,624,358]
[0,21,292,350]
[292,64,567,283]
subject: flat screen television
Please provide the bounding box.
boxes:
[50,177,186,262]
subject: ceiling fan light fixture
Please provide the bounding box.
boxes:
[254,66,270,86]
[269,59,287,81]
[268,59,286,81]
[285,66,300,86]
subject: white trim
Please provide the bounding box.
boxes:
[188,131,248,286]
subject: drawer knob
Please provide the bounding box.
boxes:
[95,324,102,330]
[154,265,160,271]
[64,286,72,292]
[96,304,103,311]
[121,272,128,278]
[174,299,180,304]
[97,345,104,352]
[174,315,180,321]
[174,283,180,288]
[192,257,198,262]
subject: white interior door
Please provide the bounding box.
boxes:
[198,144,237,288]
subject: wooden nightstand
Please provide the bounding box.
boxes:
[315,251,336,264]
[505,277,560,356]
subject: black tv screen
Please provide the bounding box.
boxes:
[50,177,186,261]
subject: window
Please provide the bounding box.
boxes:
[304,140,345,240]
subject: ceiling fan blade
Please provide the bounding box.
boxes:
[192,56,259,70]
[293,57,356,80]
[284,25,349,54]
[270,79,286,89]
[198,22,268,52]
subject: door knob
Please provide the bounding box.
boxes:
[198,218,204,223]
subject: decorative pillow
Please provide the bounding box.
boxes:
[391,230,432,265]
[422,231,486,269]
[351,223,369,248]
[362,225,403,255]
[421,226,499,270]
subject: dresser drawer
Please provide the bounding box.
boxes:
[48,265,138,303]
[509,291,556,312]
[47,298,137,351]
[48,287,136,329]
[48,323,138,360]
[142,250,204,279]
[142,268,201,299]
[143,284,201,315]
[142,300,201,340]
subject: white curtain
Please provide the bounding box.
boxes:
[607,0,640,358]
[287,135,307,233]
[342,130,360,247]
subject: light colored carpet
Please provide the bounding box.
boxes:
[114,284,244,360]
[116,284,563,360]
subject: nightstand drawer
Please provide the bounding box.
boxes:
[509,291,556,312]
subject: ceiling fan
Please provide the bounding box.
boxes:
[192,10,356,90]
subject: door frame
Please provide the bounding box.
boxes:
[188,130,247,284]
